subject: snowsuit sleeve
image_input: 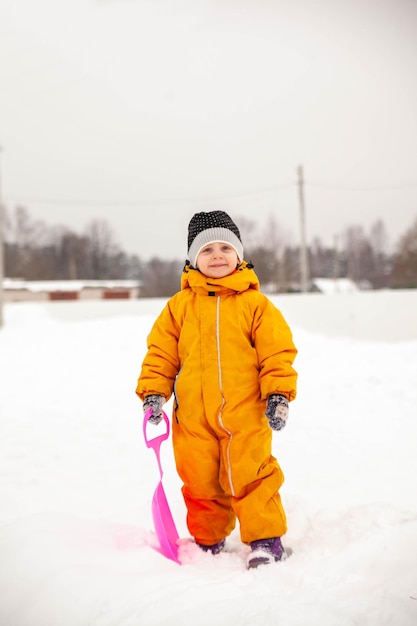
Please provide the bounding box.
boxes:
[252,297,297,402]
[136,300,181,402]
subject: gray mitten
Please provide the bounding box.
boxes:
[265,394,289,431]
[143,394,165,425]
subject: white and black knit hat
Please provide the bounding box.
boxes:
[187,211,244,267]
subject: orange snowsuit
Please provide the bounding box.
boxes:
[136,261,297,546]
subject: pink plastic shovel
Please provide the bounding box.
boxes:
[143,409,181,564]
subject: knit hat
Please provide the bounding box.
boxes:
[187,211,244,267]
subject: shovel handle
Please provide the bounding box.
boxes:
[143,409,170,478]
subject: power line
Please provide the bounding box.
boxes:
[3,183,296,208]
[307,181,417,191]
[3,179,416,210]
[4,179,416,210]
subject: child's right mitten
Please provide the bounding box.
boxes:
[143,394,165,425]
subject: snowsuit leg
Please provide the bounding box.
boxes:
[173,418,236,545]
[230,456,287,544]
[224,419,287,543]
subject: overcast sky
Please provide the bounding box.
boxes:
[1,0,416,260]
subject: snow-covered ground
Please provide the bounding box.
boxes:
[0,291,416,626]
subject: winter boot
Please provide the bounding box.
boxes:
[247,537,287,569]
[196,539,225,555]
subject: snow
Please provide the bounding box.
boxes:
[0,293,416,626]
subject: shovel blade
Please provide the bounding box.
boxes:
[152,482,180,563]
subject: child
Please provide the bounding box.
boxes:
[136,210,297,569]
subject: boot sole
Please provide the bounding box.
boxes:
[247,547,292,569]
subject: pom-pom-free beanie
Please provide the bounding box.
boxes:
[187,211,244,267]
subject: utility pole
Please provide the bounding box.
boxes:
[0,145,4,328]
[297,164,309,293]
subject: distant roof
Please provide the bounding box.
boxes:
[3,279,140,292]
[312,278,359,294]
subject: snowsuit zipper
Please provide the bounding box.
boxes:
[215,296,235,496]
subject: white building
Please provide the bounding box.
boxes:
[311,277,360,294]
[2,279,141,302]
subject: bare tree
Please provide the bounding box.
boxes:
[281,246,300,291]
[343,225,373,285]
[309,236,336,280]
[242,213,290,291]
[141,258,182,297]
[390,217,417,288]
[5,206,48,278]
[369,219,389,288]
[237,215,259,253]
[4,204,416,293]
[84,219,121,279]
[54,228,92,279]
[4,208,138,281]
[262,214,286,291]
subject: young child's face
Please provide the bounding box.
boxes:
[196,241,239,278]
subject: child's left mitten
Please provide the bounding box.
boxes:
[265,394,289,431]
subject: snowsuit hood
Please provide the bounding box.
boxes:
[180,260,260,295]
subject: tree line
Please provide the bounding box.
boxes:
[3,205,417,296]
